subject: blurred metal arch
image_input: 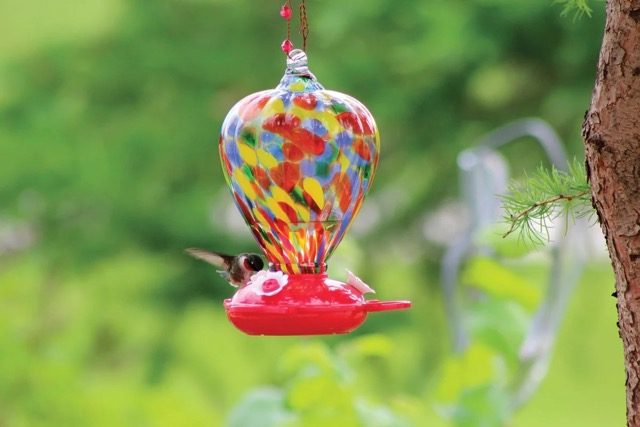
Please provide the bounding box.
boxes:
[441,118,588,410]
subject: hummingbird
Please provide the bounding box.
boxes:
[185,248,265,287]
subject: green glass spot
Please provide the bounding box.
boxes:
[363,164,372,180]
[291,187,306,205]
[242,164,254,179]
[241,129,256,147]
[328,143,339,162]
[316,161,330,178]
[330,102,349,114]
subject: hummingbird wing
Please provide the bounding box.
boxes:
[216,270,233,284]
[185,248,233,269]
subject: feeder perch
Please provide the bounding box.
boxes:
[218,50,410,335]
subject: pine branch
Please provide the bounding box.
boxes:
[554,0,593,18]
[501,158,593,244]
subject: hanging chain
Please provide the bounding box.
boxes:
[299,0,309,52]
[286,1,292,43]
[280,0,310,55]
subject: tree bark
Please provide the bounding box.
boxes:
[583,1,640,426]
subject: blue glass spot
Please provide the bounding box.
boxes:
[316,144,333,162]
[280,92,293,107]
[337,213,352,235]
[226,140,242,167]
[335,131,353,149]
[300,159,315,176]
[224,117,241,136]
[261,131,278,144]
[264,143,284,161]
[232,181,243,197]
[303,118,328,137]
[316,241,326,262]
[315,171,333,186]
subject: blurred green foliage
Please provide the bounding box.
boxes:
[0,0,625,426]
[228,339,411,427]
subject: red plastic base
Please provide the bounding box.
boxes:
[224,273,411,336]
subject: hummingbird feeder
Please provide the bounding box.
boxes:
[216,3,410,336]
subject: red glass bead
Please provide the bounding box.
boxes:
[281,39,294,54]
[280,4,292,19]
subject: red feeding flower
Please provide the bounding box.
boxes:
[262,279,280,293]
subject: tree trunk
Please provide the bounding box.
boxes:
[583,1,640,426]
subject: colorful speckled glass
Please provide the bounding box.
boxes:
[219,50,379,274]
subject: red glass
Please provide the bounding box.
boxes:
[280,4,292,19]
[281,39,294,54]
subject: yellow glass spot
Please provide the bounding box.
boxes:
[290,81,305,91]
[272,186,296,206]
[266,197,289,222]
[272,187,310,222]
[302,177,325,209]
[234,169,257,199]
[263,98,285,116]
[269,248,287,266]
[339,153,350,171]
[297,207,310,222]
[253,206,270,226]
[238,144,258,166]
[289,263,301,274]
[289,106,342,136]
[256,149,278,168]
[318,111,342,136]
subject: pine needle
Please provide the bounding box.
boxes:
[554,0,593,19]
[501,158,593,244]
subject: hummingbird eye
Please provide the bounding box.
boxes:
[247,255,264,271]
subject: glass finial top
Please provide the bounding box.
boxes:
[286,49,315,78]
